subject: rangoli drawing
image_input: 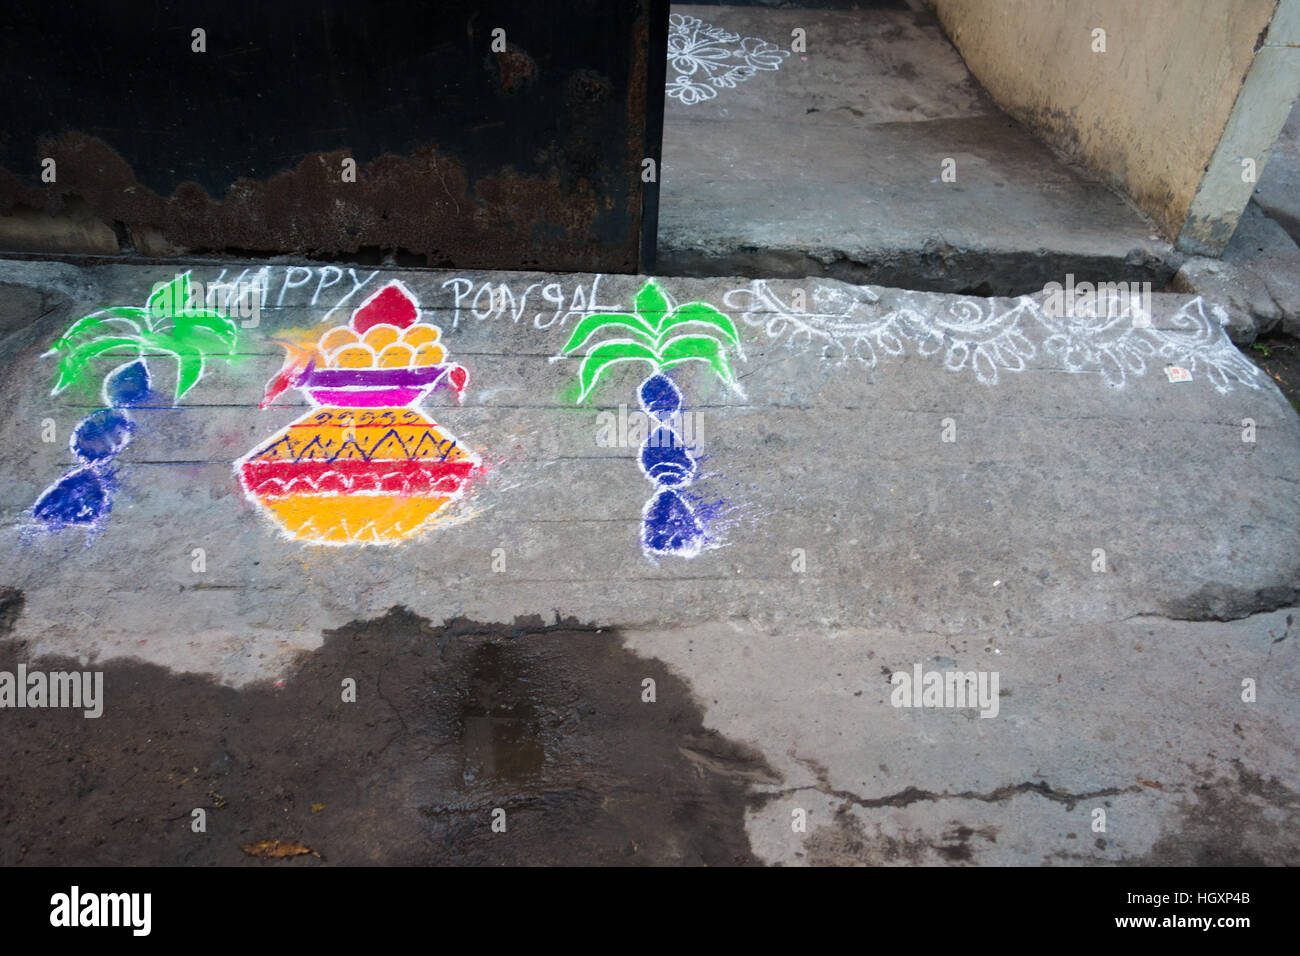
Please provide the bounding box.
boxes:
[723,282,1264,393]
[32,273,241,530]
[236,280,483,545]
[562,278,742,558]
[666,12,791,106]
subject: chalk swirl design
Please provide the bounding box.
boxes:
[723,282,1263,393]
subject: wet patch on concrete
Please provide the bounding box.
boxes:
[804,808,999,866]
[1159,583,1300,622]
[0,607,776,865]
[1128,762,1300,866]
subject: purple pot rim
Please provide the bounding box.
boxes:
[306,387,428,407]
[301,365,451,388]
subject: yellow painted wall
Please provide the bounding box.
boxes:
[928,0,1279,241]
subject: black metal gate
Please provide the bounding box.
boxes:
[0,0,668,272]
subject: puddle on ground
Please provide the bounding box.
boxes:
[0,597,777,865]
[459,642,547,785]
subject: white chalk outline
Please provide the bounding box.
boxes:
[722,282,1264,393]
[666,13,790,106]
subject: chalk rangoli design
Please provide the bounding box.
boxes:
[32,273,242,530]
[723,282,1264,393]
[236,280,483,546]
[666,12,790,106]
[563,279,742,558]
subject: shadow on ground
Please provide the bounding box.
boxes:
[1243,334,1300,413]
[0,593,776,865]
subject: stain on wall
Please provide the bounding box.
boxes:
[926,0,1281,244]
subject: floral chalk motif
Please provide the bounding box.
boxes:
[666,13,790,106]
[563,279,742,558]
[723,282,1264,393]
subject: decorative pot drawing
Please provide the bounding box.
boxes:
[236,280,483,545]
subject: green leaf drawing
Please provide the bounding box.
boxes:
[635,279,670,327]
[563,279,744,403]
[576,339,661,403]
[654,301,741,345]
[99,306,150,322]
[45,310,144,356]
[46,271,242,402]
[170,309,240,350]
[562,312,656,354]
[53,337,144,395]
[659,333,737,386]
[140,331,208,402]
[148,273,193,322]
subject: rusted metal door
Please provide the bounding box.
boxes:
[0,0,668,272]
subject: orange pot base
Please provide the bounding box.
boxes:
[255,494,452,545]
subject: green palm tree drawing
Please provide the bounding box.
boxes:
[32,272,243,530]
[44,272,242,403]
[561,278,743,558]
[561,278,743,403]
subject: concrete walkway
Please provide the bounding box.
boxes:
[1,258,1297,864]
[1256,98,1300,246]
[659,4,1175,292]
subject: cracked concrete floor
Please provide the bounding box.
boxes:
[632,612,1298,865]
[1,259,1297,865]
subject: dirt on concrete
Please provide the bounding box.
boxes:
[0,594,776,866]
[1126,759,1300,867]
[1243,335,1300,413]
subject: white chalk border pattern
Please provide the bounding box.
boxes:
[722,281,1263,393]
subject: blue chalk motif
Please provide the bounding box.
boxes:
[637,372,706,556]
[71,409,135,462]
[104,359,152,407]
[639,427,696,487]
[642,487,705,554]
[32,465,116,526]
[638,372,683,420]
[33,362,146,529]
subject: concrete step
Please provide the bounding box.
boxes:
[1255,98,1300,246]
[1,257,1296,865]
[659,4,1178,293]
